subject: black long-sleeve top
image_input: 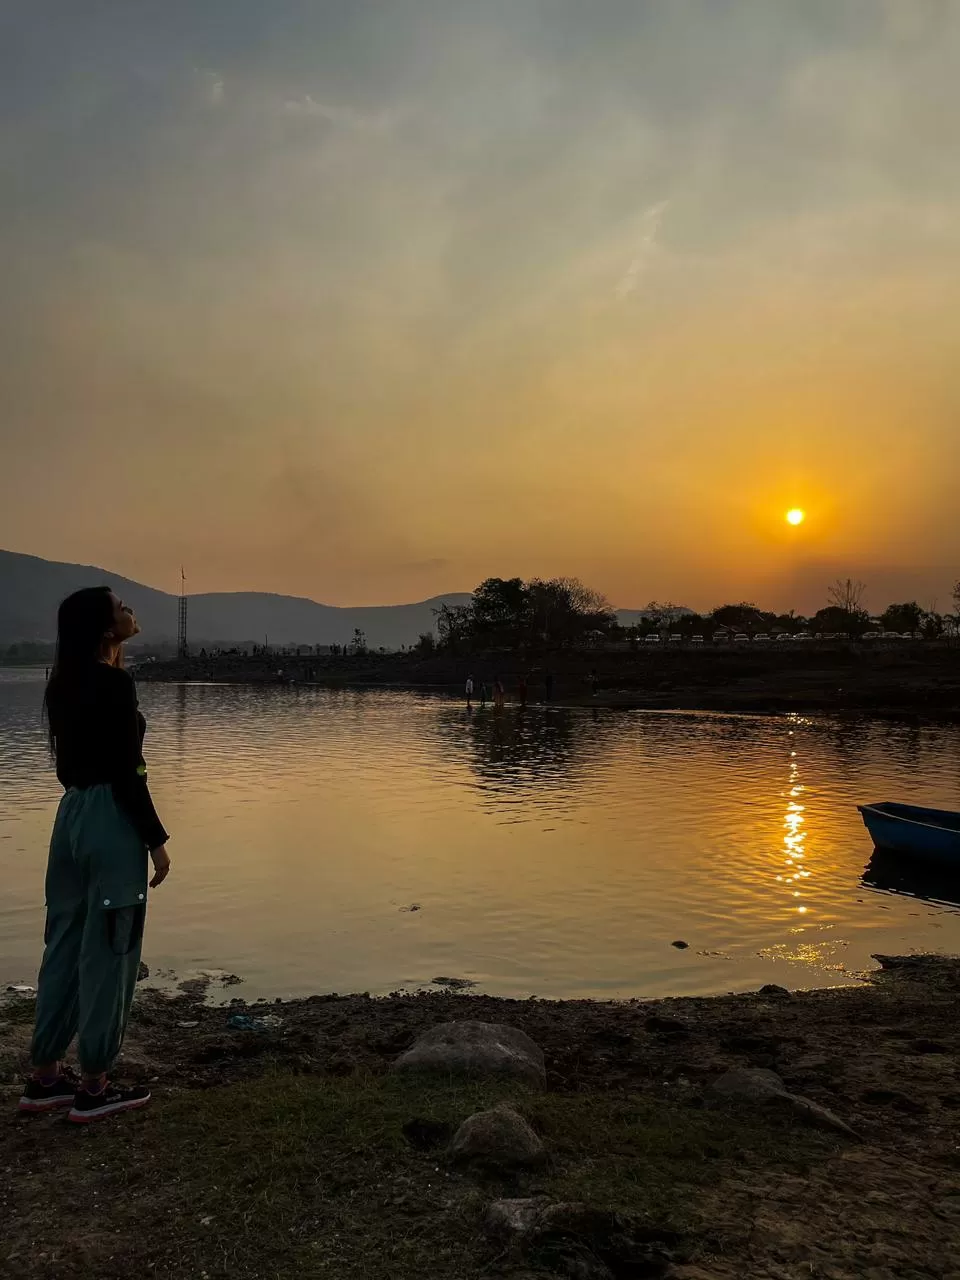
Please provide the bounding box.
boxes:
[49,663,169,851]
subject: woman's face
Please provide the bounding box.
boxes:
[108,592,141,643]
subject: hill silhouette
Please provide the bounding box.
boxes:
[0,549,472,650]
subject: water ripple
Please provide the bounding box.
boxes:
[3,672,960,998]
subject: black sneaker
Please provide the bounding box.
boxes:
[18,1067,79,1114]
[68,1082,151,1124]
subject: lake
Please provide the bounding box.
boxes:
[3,667,960,1001]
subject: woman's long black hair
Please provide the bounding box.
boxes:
[43,586,117,755]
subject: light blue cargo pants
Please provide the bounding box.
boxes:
[30,785,149,1075]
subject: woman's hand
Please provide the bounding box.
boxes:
[149,844,171,888]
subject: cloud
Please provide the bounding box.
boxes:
[195,68,224,106]
[3,1,960,605]
[281,94,395,134]
[615,200,670,299]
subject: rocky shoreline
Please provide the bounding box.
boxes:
[4,955,960,1278]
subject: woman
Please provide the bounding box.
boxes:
[19,587,171,1123]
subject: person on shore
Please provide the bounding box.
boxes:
[20,587,171,1124]
[465,675,474,707]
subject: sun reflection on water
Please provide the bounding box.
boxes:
[783,744,807,917]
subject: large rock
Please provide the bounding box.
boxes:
[392,1021,546,1088]
[712,1067,859,1139]
[711,1067,787,1102]
[484,1196,551,1242]
[786,1094,860,1140]
[449,1104,545,1172]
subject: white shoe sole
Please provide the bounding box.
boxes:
[18,1094,75,1114]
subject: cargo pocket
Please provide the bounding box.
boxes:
[97,883,148,957]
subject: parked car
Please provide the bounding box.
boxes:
[669,633,683,643]
[793,632,812,641]
[712,631,729,643]
[733,633,750,643]
[691,635,705,645]
[862,630,882,640]
[775,633,792,642]
[644,634,661,645]
[754,633,771,643]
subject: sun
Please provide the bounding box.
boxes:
[785,508,806,526]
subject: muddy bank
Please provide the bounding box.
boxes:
[82,954,960,1102]
[4,956,960,1279]
[138,644,960,717]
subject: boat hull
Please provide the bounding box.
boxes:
[859,802,960,866]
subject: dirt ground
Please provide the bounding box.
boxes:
[3,956,960,1279]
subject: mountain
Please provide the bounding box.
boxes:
[0,549,471,650]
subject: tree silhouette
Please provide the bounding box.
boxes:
[435,576,615,651]
[828,578,867,613]
[880,602,923,635]
[711,602,765,631]
[820,579,870,637]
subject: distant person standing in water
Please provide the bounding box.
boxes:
[494,677,505,711]
[20,587,171,1123]
[479,680,488,709]
[465,675,474,707]
[518,674,528,708]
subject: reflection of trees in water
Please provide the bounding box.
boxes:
[434,706,796,799]
[811,716,949,783]
[452,709,777,798]
[434,706,619,796]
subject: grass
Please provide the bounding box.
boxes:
[4,1069,832,1280]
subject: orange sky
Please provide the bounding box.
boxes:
[2,2,958,613]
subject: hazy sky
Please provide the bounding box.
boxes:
[2,1,958,611]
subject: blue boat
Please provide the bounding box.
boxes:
[858,802,960,866]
